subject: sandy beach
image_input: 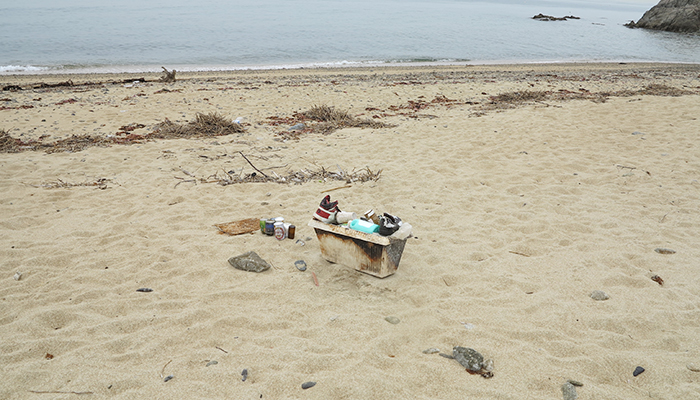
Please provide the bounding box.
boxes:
[1,63,700,399]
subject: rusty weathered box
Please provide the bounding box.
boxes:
[308,219,407,278]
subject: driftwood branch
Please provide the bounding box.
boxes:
[160,67,176,83]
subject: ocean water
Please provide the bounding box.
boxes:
[1,0,699,74]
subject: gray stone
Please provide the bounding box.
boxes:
[385,316,400,324]
[228,251,271,273]
[562,382,578,400]
[628,0,700,33]
[453,347,484,373]
[590,290,610,301]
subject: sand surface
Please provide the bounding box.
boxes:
[1,63,700,399]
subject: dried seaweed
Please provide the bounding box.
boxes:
[274,104,395,139]
[0,129,23,153]
[30,178,112,189]
[151,112,245,139]
[480,84,696,112]
[1,112,245,153]
[617,83,694,97]
[179,165,381,187]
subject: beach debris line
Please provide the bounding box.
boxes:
[180,163,381,186]
[1,112,244,154]
[479,84,696,113]
[29,178,112,190]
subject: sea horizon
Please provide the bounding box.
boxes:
[2,0,699,75]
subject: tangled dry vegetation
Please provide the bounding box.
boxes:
[0,112,243,153]
[150,112,244,139]
[272,104,396,139]
[481,84,696,112]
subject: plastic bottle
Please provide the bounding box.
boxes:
[348,219,379,234]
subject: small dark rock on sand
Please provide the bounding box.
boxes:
[633,366,645,376]
[654,247,676,254]
[301,381,316,389]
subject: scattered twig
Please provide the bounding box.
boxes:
[160,359,172,378]
[216,346,229,354]
[28,390,93,395]
[509,251,530,257]
[239,151,269,178]
[311,272,319,286]
[28,178,111,190]
[321,184,352,193]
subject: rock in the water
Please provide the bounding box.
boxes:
[561,382,578,400]
[590,290,610,301]
[627,0,700,33]
[453,347,484,373]
[228,251,271,273]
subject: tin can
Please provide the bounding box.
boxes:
[274,222,286,240]
[259,219,267,234]
[264,219,275,235]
